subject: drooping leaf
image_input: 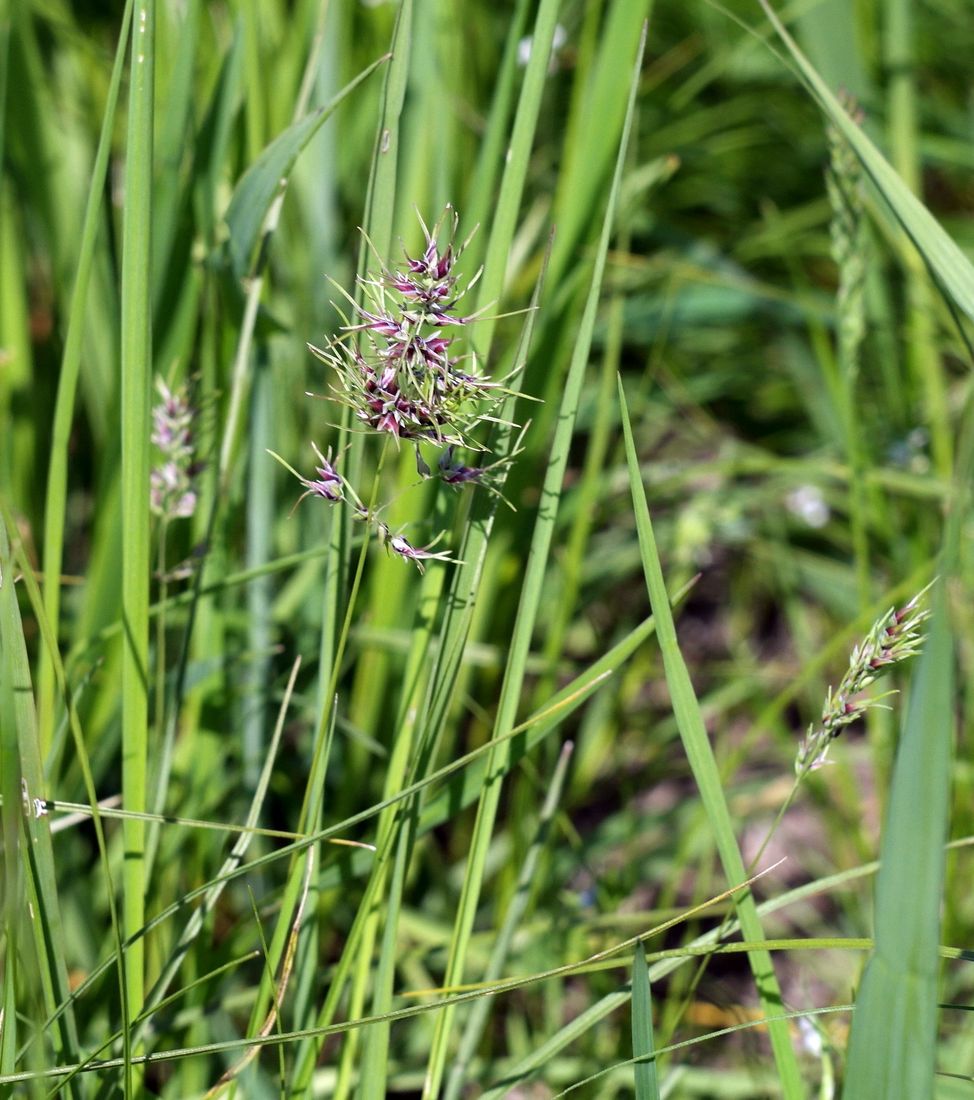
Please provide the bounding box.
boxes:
[225,54,387,277]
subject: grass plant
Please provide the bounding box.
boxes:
[2,1,974,1096]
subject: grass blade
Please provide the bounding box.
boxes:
[443,742,575,1100]
[471,0,562,358]
[617,376,805,1097]
[841,591,953,1098]
[0,517,83,1094]
[632,942,660,1100]
[759,0,974,326]
[37,0,133,758]
[224,53,389,278]
[119,0,155,1079]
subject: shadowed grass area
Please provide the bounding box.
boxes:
[1,1,973,1096]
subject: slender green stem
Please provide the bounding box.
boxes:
[119,1,155,1079]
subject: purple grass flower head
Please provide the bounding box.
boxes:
[384,530,460,575]
[295,442,344,506]
[438,445,487,486]
[430,427,528,508]
[150,377,201,521]
[309,207,506,447]
[151,462,198,519]
[300,209,529,575]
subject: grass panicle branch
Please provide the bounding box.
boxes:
[797,583,933,776]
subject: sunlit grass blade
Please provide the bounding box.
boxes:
[459,0,532,273]
[471,0,562,359]
[119,2,155,1075]
[884,0,951,480]
[357,0,412,270]
[617,376,805,1097]
[0,553,23,1082]
[547,0,653,289]
[842,590,953,1099]
[422,24,649,1098]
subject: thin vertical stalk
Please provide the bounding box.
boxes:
[120,0,155,1071]
[885,0,951,480]
[243,353,274,789]
[443,742,574,1100]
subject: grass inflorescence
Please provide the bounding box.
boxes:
[1,3,972,1098]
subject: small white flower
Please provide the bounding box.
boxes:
[796,1015,823,1057]
[517,23,567,67]
[786,485,829,529]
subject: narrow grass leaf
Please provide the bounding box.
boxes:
[759,0,974,325]
[225,53,389,278]
[119,1,155,1061]
[0,517,83,1093]
[0,558,22,1080]
[357,0,411,272]
[472,0,562,358]
[459,0,532,274]
[548,0,653,289]
[632,942,659,1100]
[38,0,133,757]
[842,591,953,1099]
[617,378,805,1098]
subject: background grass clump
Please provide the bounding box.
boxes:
[1,0,973,1096]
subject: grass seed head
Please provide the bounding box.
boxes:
[796,583,934,776]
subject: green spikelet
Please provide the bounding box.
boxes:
[826,96,868,383]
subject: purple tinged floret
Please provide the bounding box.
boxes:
[294,442,344,505]
[796,583,933,776]
[386,532,459,574]
[150,378,201,521]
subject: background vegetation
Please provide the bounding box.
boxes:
[1,0,972,1096]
